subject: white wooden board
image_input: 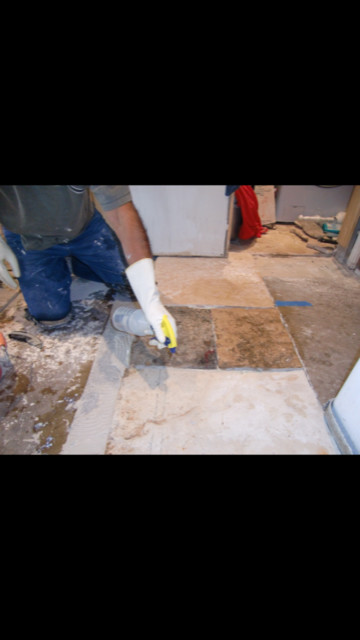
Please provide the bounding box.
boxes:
[129,185,230,257]
[254,185,276,225]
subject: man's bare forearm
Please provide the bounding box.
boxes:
[101,201,152,266]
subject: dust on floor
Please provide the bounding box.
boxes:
[0,286,116,454]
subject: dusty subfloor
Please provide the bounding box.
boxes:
[1,223,360,454]
[0,286,118,454]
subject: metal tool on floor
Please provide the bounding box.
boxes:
[8,331,43,350]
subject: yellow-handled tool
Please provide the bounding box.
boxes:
[161,315,177,353]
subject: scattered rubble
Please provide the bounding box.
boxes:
[294,219,325,240]
[291,227,309,243]
[292,215,344,255]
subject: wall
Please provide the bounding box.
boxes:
[276,185,354,222]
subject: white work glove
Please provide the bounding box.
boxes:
[125,258,177,347]
[0,236,21,289]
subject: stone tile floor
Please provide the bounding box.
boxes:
[2,224,360,455]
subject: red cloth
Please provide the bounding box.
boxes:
[235,185,268,240]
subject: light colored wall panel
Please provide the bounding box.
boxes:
[130,185,230,257]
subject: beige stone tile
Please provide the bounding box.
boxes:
[106,368,338,455]
[212,308,301,369]
[155,256,274,307]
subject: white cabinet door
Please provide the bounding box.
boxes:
[129,185,230,257]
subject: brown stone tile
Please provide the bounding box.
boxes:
[130,307,217,369]
[212,308,302,369]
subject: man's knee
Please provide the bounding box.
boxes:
[25,288,72,321]
[18,262,72,321]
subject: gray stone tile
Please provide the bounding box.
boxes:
[130,307,217,369]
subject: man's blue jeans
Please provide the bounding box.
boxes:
[3,210,127,321]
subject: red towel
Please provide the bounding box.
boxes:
[235,185,268,240]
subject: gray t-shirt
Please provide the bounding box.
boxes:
[0,185,132,250]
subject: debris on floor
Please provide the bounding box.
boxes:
[291,227,310,243]
[0,280,120,454]
[295,219,325,240]
[293,217,341,255]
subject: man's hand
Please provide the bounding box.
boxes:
[0,236,20,289]
[125,258,177,346]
